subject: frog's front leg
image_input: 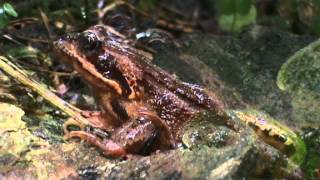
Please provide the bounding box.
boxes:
[66,120,155,157]
[63,110,118,135]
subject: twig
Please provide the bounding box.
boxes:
[39,8,54,43]
[0,56,89,126]
[3,34,50,44]
[2,34,24,46]
[98,0,148,21]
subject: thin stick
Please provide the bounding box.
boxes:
[0,56,88,126]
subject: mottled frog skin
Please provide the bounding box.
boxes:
[54,25,291,157]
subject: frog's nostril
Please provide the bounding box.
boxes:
[53,41,59,48]
[53,39,66,51]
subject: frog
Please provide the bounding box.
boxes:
[53,25,295,158]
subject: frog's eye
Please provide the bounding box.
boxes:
[79,32,101,51]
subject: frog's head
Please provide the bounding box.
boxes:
[53,25,143,99]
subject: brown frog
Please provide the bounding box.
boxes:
[53,25,237,157]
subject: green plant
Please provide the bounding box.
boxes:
[0,3,18,29]
[216,0,256,33]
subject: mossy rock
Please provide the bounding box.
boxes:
[277,39,320,124]
[104,110,294,179]
[291,90,320,125]
[301,127,320,179]
[106,121,256,179]
[0,103,33,173]
[277,39,320,93]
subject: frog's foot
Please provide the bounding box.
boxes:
[63,111,114,134]
[138,110,176,148]
[67,131,126,157]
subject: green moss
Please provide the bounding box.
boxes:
[301,128,320,179]
[23,114,64,144]
[291,90,320,125]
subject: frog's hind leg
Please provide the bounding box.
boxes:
[67,131,126,157]
[138,110,176,148]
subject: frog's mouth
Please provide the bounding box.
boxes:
[54,32,141,99]
[53,37,124,96]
